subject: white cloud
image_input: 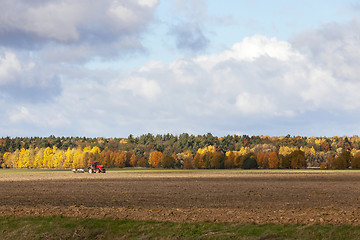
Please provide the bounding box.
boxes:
[0,51,37,86]
[0,0,158,62]
[236,92,274,115]
[47,25,360,135]
[138,0,158,8]
[195,35,304,70]
[1,11,360,136]
[117,77,162,100]
[0,52,23,83]
[25,1,82,42]
[8,105,71,131]
[9,106,32,123]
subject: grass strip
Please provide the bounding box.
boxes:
[1,215,360,240]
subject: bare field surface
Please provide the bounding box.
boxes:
[1,170,360,224]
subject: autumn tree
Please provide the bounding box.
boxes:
[176,150,193,169]
[319,141,331,152]
[3,152,10,168]
[193,152,201,169]
[17,148,27,168]
[82,151,93,168]
[72,149,83,169]
[148,151,162,168]
[183,156,194,169]
[256,152,266,169]
[327,154,335,169]
[34,148,44,168]
[43,147,54,168]
[129,153,137,167]
[234,154,243,168]
[137,156,147,167]
[351,152,360,169]
[331,150,351,169]
[288,150,307,169]
[224,151,235,169]
[63,148,74,168]
[319,162,327,170]
[268,152,279,169]
[0,153,4,168]
[114,151,127,168]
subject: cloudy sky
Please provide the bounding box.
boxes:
[1,0,360,137]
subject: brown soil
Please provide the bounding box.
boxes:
[1,170,360,224]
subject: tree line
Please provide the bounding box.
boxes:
[1,134,360,169]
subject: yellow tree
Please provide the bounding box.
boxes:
[3,152,10,168]
[148,151,163,168]
[43,147,54,168]
[63,148,74,168]
[82,151,93,168]
[239,147,250,156]
[72,149,83,169]
[27,148,36,168]
[91,146,101,162]
[91,146,101,154]
[8,150,20,168]
[34,148,44,168]
[279,146,298,156]
[53,150,65,168]
[17,148,27,168]
[83,146,92,152]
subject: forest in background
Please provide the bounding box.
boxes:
[0,134,359,170]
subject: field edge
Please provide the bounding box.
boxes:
[1,215,360,240]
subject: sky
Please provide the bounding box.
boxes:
[1,0,360,138]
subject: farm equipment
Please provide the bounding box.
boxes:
[88,162,106,173]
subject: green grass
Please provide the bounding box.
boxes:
[1,215,360,240]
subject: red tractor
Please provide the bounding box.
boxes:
[88,162,106,173]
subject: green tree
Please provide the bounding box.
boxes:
[210,151,225,169]
[242,153,258,169]
[279,154,291,169]
[161,153,176,168]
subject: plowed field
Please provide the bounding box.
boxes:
[1,170,360,224]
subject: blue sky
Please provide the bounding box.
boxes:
[0,0,360,137]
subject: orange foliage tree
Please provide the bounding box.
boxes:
[148,151,162,168]
[268,152,279,169]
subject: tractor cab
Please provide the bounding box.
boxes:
[90,162,98,168]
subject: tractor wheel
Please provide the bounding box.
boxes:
[96,169,100,173]
[88,168,93,173]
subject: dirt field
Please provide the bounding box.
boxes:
[1,170,360,224]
